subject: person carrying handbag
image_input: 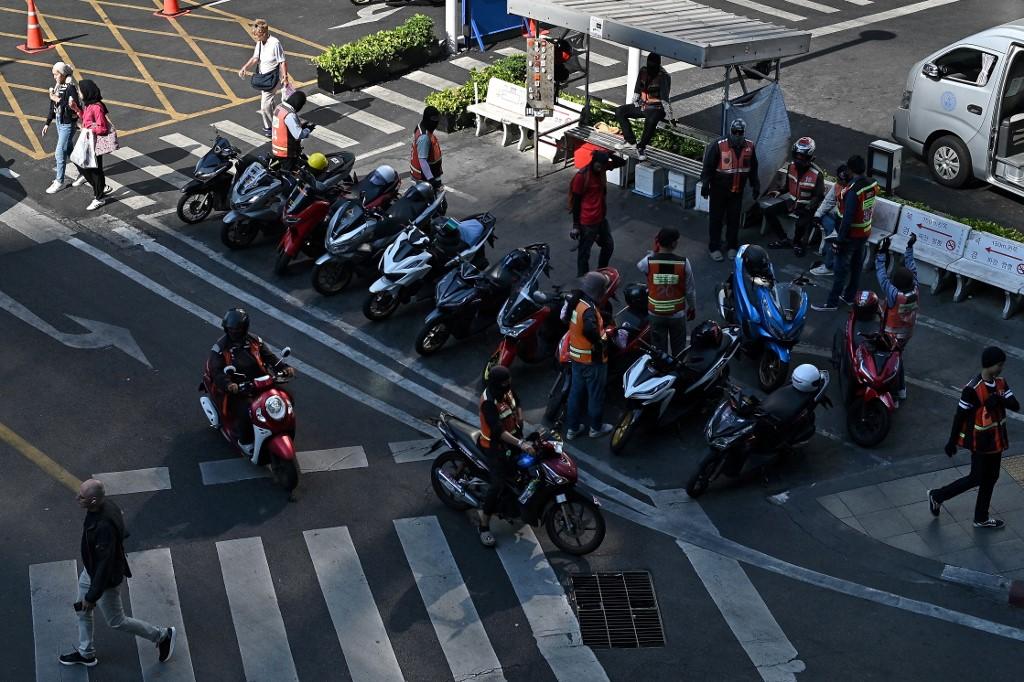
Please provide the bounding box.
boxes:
[238,19,288,138]
[72,80,113,211]
[41,61,82,194]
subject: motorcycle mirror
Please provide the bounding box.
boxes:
[280,347,291,358]
[223,364,236,375]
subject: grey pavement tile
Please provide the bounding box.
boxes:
[956,520,1015,547]
[919,522,975,556]
[955,465,973,477]
[991,484,1024,513]
[915,468,961,492]
[938,546,999,574]
[897,501,956,531]
[837,485,891,516]
[840,516,865,534]
[878,476,928,508]
[942,491,983,523]
[857,508,915,540]
[996,509,1024,534]
[817,494,853,519]
[883,531,936,558]
[983,539,1024,572]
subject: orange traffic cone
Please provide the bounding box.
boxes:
[16,0,53,54]
[154,0,190,18]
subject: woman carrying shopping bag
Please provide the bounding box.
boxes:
[41,61,82,194]
[71,80,115,211]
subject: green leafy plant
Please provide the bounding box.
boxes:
[423,56,527,125]
[313,14,438,84]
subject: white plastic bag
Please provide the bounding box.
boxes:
[70,129,97,169]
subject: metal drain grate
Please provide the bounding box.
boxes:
[570,572,665,648]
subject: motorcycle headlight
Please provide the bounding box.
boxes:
[195,169,218,180]
[265,396,286,421]
[710,435,740,449]
[501,321,533,338]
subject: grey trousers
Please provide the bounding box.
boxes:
[649,314,687,355]
[77,569,165,657]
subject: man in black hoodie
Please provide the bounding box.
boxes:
[59,479,176,668]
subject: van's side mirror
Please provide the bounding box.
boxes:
[922,62,942,80]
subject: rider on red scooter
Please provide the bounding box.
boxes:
[875,233,918,400]
[207,308,295,450]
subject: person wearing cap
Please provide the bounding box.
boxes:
[564,271,615,440]
[701,118,760,262]
[239,19,289,137]
[411,106,443,185]
[928,347,1020,529]
[614,53,672,161]
[42,61,82,194]
[809,165,852,277]
[569,150,623,277]
[477,366,534,547]
[636,228,696,354]
[271,90,312,171]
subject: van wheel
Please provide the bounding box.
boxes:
[928,135,972,188]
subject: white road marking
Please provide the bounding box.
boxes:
[102,176,157,209]
[304,526,405,681]
[108,146,192,188]
[199,447,368,484]
[389,438,438,463]
[30,560,86,682]
[584,50,619,67]
[811,0,961,37]
[583,60,692,94]
[93,467,171,495]
[213,120,268,147]
[494,524,607,681]
[451,55,490,71]
[356,141,405,162]
[161,132,209,158]
[403,70,462,92]
[841,0,872,5]
[496,47,525,57]
[307,92,339,108]
[200,458,268,485]
[125,548,196,682]
[298,446,369,472]
[216,537,299,682]
[0,197,73,242]
[721,0,805,21]
[308,92,406,135]
[781,0,839,13]
[331,4,403,29]
[363,85,426,113]
[916,314,1024,361]
[394,517,506,682]
[309,125,359,149]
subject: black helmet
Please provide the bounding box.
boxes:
[413,181,435,204]
[285,90,306,112]
[500,248,531,275]
[487,365,512,395]
[892,266,914,293]
[742,245,771,277]
[222,307,249,342]
[690,320,723,350]
[624,283,647,313]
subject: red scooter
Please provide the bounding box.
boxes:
[483,267,620,383]
[199,347,300,491]
[274,163,354,275]
[833,291,903,447]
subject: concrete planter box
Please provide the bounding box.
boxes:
[316,41,445,94]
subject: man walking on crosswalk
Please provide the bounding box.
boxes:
[59,478,176,668]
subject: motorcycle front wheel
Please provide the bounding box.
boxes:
[757,351,789,392]
[177,190,213,224]
[270,456,301,492]
[545,494,606,555]
[686,450,725,498]
[274,250,292,276]
[415,320,451,356]
[609,407,642,456]
[220,219,259,249]
[363,291,401,321]
[312,260,354,296]
[846,398,891,447]
[431,451,476,511]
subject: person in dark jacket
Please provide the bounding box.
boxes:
[700,118,760,262]
[59,479,176,668]
[570,150,624,276]
[563,271,614,440]
[42,61,81,194]
[929,347,1020,529]
[614,52,672,161]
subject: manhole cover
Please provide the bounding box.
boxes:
[1003,454,1024,484]
[569,572,665,648]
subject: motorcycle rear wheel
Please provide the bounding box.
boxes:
[274,250,292,276]
[609,407,642,456]
[177,190,213,224]
[686,451,724,498]
[312,260,354,296]
[431,451,475,511]
[415,321,451,356]
[546,495,606,555]
[757,351,789,392]
[270,456,301,492]
[220,219,258,249]
[363,291,401,321]
[846,398,891,447]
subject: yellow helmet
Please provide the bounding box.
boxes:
[307,152,328,172]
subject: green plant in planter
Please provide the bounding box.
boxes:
[422,56,526,127]
[313,14,437,84]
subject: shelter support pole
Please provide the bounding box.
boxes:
[534,117,540,179]
[721,66,731,136]
[584,34,591,123]
[445,0,459,53]
[625,47,641,105]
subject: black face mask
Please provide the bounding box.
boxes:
[499,384,512,395]
[729,133,744,147]
[226,328,246,343]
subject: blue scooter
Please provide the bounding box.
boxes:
[717,244,810,391]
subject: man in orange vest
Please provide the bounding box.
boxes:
[929,347,1020,529]
[763,137,825,257]
[876,233,919,400]
[613,53,672,161]
[636,228,696,354]
[564,272,614,440]
[410,106,443,186]
[271,90,313,171]
[700,118,760,262]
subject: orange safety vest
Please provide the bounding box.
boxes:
[568,299,606,364]
[646,253,688,316]
[410,127,442,181]
[478,389,519,450]
[838,177,879,239]
[958,377,1010,454]
[717,139,754,194]
[271,105,298,159]
[882,288,918,346]
[786,162,821,209]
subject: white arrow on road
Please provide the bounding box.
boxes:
[330,5,403,29]
[0,290,152,368]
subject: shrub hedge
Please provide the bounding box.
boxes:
[313,14,437,84]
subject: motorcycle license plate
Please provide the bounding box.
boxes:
[555,493,567,503]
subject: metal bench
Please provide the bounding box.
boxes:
[944,231,1024,319]
[563,125,706,188]
[466,78,579,156]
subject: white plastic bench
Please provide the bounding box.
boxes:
[467,78,579,157]
[887,204,970,292]
[945,231,1024,318]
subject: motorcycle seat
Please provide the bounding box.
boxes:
[615,308,647,332]
[760,385,815,423]
[447,417,486,458]
[682,339,725,378]
[387,198,427,225]
[355,175,389,205]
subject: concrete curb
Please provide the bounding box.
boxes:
[940,565,1024,609]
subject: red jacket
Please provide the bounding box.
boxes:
[570,167,607,226]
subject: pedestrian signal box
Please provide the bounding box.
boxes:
[526,36,555,118]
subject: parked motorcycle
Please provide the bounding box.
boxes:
[220,156,294,250]
[608,323,740,455]
[416,243,548,356]
[718,244,809,391]
[363,211,496,321]
[177,131,247,224]
[686,367,832,498]
[199,347,300,491]
[429,412,606,555]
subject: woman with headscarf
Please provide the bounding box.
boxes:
[41,61,82,194]
[74,79,111,211]
[410,106,443,185]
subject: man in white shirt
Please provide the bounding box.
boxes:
[238,19,289,137]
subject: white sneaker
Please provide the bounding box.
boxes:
[103,185,113,196]
[46,180,67,194]
[589,424,614,438]
[810,265,833,276]
[726,249,737,260]
[72,175,88,187]
[565,428,583,441]
[709,250,724,262]
[86,198,105,211]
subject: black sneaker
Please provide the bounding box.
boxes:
[793,244,806,257]
[973,518,1006,529]
[927,489,940,517]
[59,651,98,667]
[158,626,176,663]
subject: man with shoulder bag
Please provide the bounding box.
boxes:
[239,19,289,138]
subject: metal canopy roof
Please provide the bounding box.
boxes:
[506,0,811,68]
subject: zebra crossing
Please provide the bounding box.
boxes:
[28,518,597,682]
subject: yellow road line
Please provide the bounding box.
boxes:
[149,1,239,102]
[2,38,244,75]
[6,82,180,115]
[0,131,43,158]
[0,72,45,155]
[0,110,45,122]
[91,0,239,22]
[183,0,327,53]
[0,420,81,493]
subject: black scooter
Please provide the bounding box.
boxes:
[177,133,247,224]
[414,243,549,356]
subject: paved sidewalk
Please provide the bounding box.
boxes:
[818,455,1024,579]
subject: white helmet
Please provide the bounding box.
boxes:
[791,364,823,393]
[369,164,397,186]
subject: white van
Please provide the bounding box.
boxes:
[892,20,1024,197]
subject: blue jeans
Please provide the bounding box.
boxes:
[566,362,607,433]
[820,214,838,269]
[827,238,866,306]
[54,122,76,182]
